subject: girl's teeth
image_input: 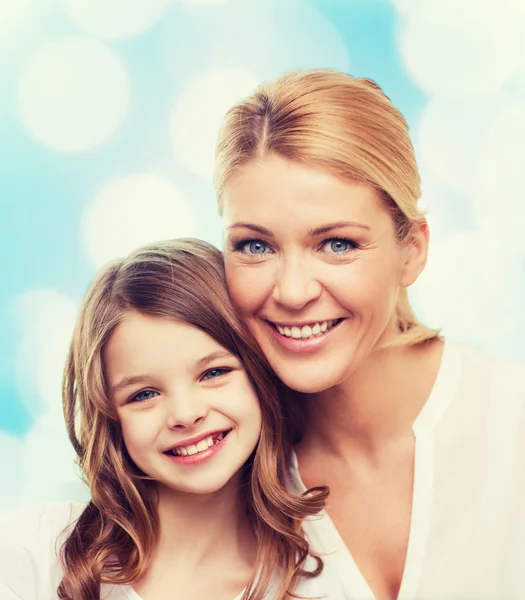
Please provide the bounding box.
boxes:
[173,432,228,456]
[275,320,339,339]
[196,440,208,452]
[186,444,199,456]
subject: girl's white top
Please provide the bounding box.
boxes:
[0,502,347,599]
[288,340,525,599]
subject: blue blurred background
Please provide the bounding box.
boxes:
[1,0,524,512]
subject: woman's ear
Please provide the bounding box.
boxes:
[400,218,429,287]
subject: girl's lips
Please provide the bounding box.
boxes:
[165,431,230,466]
[264,318,345,353]
[165,429,229,454]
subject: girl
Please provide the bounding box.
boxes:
[215,69,525,600]
[0,238,342,600]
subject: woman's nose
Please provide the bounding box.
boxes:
[272,255,322,310]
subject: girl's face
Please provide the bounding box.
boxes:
[221,154,428,393]
[104,311,262,496]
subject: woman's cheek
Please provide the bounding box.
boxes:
[226,265,268,316]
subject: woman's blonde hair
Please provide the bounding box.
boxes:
[59,238,327,600]
[214,68,439,348]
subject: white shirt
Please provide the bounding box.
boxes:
[0,501,348,599]
[288,340,525,599]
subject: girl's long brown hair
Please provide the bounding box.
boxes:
[59,238,328,600]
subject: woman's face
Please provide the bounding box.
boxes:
[221,154,427,393]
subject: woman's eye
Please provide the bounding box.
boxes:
[129,389,158,403]
[321,238,358,254]
[201,367,231,381]
[235,239,271,255]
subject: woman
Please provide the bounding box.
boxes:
[0,239,343,600]
[214,69,525,600]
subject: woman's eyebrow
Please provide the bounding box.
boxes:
[308,221,371,235]
[227,223,274,237]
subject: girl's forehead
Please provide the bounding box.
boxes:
[105,314,231,372]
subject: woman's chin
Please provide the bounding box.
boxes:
[274,362,346,395]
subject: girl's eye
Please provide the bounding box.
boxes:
[234,239,271,255]
[129,389,158,403]
[201,367,232,381]
[321,238,358,254]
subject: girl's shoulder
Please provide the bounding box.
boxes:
[0,500,87,546]
[0,501,88,599]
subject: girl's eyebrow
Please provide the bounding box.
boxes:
[195,350,236,369]
[111,374,152,394]
[111,352,235,394]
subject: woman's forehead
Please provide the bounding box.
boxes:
[222,157,388,231]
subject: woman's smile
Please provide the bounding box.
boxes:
[222,154,416,393]
[264,317,346,353]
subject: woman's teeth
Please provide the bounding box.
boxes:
[172,432,225,456]
[275,320,340,339]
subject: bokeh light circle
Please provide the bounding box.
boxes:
[210,1,349,80]
[64,0,171,39]
[417,95,505,192]
[18,36,130,151]
[83,173,199,268]
[471,95,525,257]
[13,290,78,415]
[170,69,259,180]
[412,231,525,354]
[399,0,516,98]
[177,0,234,4]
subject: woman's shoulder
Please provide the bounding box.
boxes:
[441,340,525,433]
[445,339,524,392]
[0,501,88,599]
[293,555,348,599]
[260,555,348,600]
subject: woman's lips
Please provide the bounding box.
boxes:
[264,318,345,353]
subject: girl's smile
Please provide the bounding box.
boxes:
[105,311,262,495]
[163,429,230,465]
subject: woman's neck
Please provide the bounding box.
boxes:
[153,474,256,568]
[299,337,444,461]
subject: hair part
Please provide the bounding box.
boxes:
[214,68,440,348]
[60,238,328,600]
